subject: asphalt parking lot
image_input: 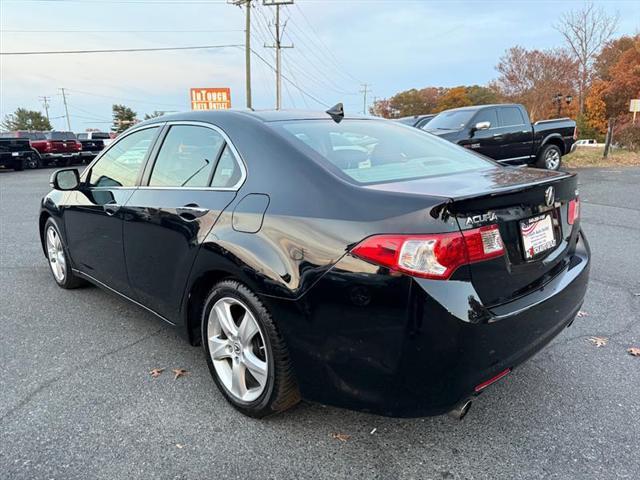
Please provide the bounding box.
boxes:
[1,166,639,480]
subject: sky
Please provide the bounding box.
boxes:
[1,0,638,132]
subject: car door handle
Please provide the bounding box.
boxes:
[104,202,120,216]
[177,204,209,221]
[493,133,503,138]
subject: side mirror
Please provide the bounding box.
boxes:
[50,168,80,191]
[473,121,491,131]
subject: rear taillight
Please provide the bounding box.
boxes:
[351,225,504,280]
[568,197,580,225]
[75,141,82,151]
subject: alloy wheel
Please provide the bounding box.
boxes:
[545,148,561,170]
[26,155,39,169]
[207,297,269,402]
[46,226,66,282]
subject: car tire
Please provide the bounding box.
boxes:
[25,152,41,169]
[536,144,562,170]
[201,279,300,417]
[43,218,86,289]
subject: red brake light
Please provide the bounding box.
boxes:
[351,225,504,280]
[568,198,580,225]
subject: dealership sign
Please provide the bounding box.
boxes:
[190,88,231,110]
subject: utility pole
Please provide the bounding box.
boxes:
[39,96,51,122]
[59,88,71,131]
[264,0,294,110]
[230,0,253,109]
[360,84,370,115]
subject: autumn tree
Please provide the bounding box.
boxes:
[583,80,608,134]
[492,46,579,121]
[1,108,52,131]
[433,86,470,112]
[466,85,501,105]
[555,2,619,114]
[370,85,498,118]
[112,104,138,133]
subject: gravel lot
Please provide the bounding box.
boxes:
[1,166,639,480]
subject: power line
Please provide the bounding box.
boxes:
[293,3,362,84]
[0,43,242,56]
[66,89,185,108]
[1,29,243,33]
[250,47,328,107]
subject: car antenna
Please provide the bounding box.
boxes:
[326,103,344,123]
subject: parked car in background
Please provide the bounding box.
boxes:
[424,104,577,170]
[40,109,589,419]
[575,139,601,147]
[77,132,107,163]
[31,131,82,166]
[0,132,42,170]
[396,114,436,128]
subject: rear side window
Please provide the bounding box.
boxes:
[45,131,77,140]
[211,145,243,188]
[276,119,492,185]
[499,107,525,126]
[88,127,158,187]
[472,108,498,128]
[149,125,224,187]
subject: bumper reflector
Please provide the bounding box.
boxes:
[474,368,511,393]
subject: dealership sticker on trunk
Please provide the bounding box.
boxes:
[520,213,556,260]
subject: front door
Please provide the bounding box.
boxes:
[64,126,161,296]
[123,123,244,321]
[462,107,501,159]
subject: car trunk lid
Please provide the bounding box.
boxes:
[367,166,580,306]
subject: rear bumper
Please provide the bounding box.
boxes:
[0,151,30,165]
[81,150,100,157]
[41,152,80,159]
[267,231,590,417]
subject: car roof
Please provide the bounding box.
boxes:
[137,109,373,127]
[438,104,521,113]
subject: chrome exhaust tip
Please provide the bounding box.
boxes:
[447,399,472,420]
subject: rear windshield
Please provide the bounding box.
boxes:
[0,131,45,140]
[275,119,492,185]
[45,131,77,140]
[426,110,475,130]
[88,132,110,140]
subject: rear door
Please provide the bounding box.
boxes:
[449,172,580,306]
[122,122,244,320]
[497,106,533,162]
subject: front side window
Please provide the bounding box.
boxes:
[149,125,224,187]
[472,108,498,128]
[276,119,493,185]
[426,110,475,131]
[88,127,158,188]
[500,107,525,126]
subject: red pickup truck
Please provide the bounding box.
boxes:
[29,131,82,166]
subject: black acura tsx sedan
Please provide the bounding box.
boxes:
[40,107,590,418]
